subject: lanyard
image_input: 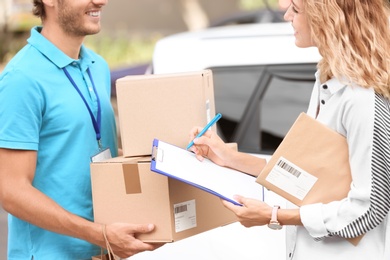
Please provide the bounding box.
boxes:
[63,67,103,149]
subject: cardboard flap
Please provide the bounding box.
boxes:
[123,164,142,194]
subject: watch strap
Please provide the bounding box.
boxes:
[271,205,280,222]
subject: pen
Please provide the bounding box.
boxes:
[186,113,222,150]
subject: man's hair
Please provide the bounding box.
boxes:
[32,0,46,20]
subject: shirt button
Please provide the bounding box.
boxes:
[321,100,326,105]
[89,87,93,91]
[322,84,328,89]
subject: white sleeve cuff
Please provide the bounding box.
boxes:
[300,203,329,238]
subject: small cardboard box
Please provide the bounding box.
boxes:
[91,156,237,242]
[115,70,216,157]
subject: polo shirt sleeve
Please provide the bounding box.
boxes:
[0,68,43,150]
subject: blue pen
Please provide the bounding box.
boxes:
[186,113,222,150]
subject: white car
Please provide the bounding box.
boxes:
[152,22,321,153]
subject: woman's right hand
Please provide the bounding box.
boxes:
[188,126,232,167]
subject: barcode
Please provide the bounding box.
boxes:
[277,159,301,178]
[175,205,188,214]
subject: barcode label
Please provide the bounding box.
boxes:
[174,204,188,214]
[174,200,197,232]
[277,159,302,178]
[266,156,318,201]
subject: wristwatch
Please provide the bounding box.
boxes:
[268,205,282,230]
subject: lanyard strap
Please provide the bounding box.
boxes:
[63,67,103,149]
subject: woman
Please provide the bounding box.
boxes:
[189,0,390,259]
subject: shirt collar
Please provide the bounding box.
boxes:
[27,26,95,70]
[315,71,347,94]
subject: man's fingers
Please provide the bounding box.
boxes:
[130,223,155,234]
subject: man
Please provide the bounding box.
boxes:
[0,0,161,259]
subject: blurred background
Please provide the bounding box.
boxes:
[0,0,287,69]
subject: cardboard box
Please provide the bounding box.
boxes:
[91,156,237,242]
[115,70,216,157]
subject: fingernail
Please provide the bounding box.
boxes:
[148,224,154,230]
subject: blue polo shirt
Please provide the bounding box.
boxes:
[0,26,118,259]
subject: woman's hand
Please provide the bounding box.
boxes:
[221,195,273,227]
[188,126,232,167]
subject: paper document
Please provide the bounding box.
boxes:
[151,139,264,206]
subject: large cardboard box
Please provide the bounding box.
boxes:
[115,70,216,157]
[91,156,237,242]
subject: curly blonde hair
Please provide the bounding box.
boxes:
[304,0,390,98]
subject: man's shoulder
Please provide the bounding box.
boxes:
[2,44,45,73]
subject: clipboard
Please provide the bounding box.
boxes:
[256,112,363,245]
[150,139,264,206]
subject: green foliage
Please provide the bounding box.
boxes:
[83,32,162,69]
[0,32,161,69]
[8,14,41,32]
[239,0,279,10]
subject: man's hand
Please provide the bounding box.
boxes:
[104,223,164,258]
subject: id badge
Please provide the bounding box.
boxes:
[91,148,112,162]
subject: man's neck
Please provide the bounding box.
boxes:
[40,24,84,60]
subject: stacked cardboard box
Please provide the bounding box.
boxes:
[90,70,237,242]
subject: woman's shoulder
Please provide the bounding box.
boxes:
[341,84,375,108]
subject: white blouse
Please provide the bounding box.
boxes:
[286,72,390,259]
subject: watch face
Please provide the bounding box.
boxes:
[268,222,283,230]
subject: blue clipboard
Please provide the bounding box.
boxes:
[150,139,264,206]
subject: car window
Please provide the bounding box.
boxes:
[210,63,317,153]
